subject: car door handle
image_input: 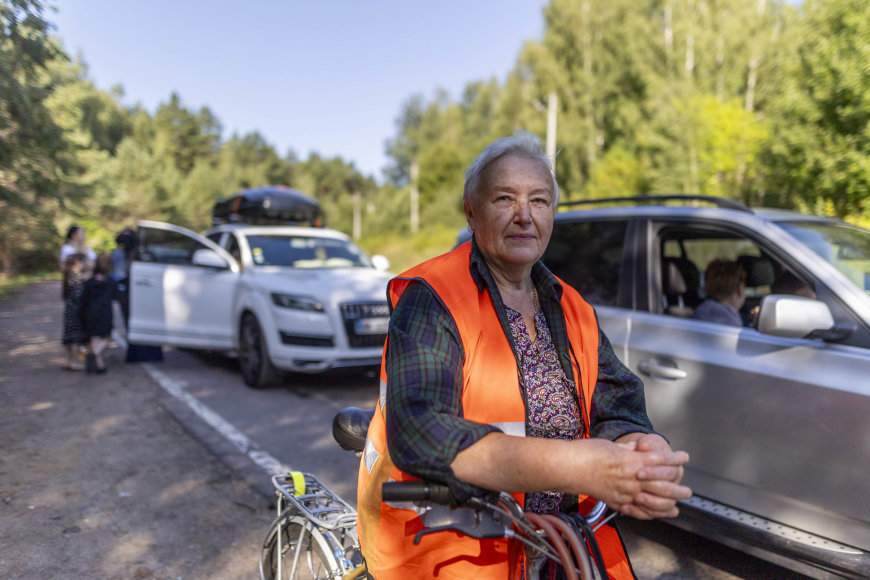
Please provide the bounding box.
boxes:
[637,359,688,380]
[134,279,153,287]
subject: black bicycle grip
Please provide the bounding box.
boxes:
[382,481,456,505]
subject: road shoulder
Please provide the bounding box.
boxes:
[0,281,272,579]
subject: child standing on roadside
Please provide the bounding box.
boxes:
[81,252,116,374]
[61,253,89,370]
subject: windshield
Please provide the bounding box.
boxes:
[777,221,870,295]
[245,235,374,269]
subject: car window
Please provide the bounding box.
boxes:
[206,232,223,245]
[245,235,373,268]
[658,228,814,326]
[776,220,870,296]
[226,234,243,267]
[545,220,628,306]
[137,227,213,266]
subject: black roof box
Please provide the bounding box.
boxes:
[212,185,323,226]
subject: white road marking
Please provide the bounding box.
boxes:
[114,331,290,476]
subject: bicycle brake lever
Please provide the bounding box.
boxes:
[415,504,509,543]
[413,525,460,544]
[414,523,511,544]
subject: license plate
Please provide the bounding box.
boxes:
[355,317,389,335]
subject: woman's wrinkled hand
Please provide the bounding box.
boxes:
[570,435,691,520]
[613,433,692,519]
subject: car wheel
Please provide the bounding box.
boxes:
[239,312,281,389]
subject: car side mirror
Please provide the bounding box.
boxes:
[192,249,229,269]
[371,255,390,271]
[756,295,853,340]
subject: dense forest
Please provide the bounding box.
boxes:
[1,0,869,275]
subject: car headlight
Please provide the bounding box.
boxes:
[271,293,324,312]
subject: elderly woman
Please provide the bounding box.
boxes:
[358,131,691,579]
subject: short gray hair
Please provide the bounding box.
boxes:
[462,130,559,206]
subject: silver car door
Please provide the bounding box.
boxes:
[632,221,870,552]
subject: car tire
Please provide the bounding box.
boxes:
[239,312,281,389]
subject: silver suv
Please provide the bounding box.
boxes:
[543,196,870,578]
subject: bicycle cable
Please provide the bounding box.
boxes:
[564,511,609,579]
[526,512,580,580]
[540,513,594,580]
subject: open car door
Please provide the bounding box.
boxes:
[128,221,239,350]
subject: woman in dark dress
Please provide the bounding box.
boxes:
[81,253,116,373]
[62,253,89,370]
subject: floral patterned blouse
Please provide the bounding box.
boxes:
[507,306,584,514]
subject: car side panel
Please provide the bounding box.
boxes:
[625,310,870,551]
[592,305,634,370]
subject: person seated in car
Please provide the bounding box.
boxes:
[772,270,817,299]
[692,259,747,326]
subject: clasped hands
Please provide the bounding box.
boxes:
[594,432,692,520]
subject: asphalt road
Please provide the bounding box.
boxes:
[138,340,813,580]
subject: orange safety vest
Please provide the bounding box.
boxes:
[358,243,634,580]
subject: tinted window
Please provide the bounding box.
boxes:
[226,234,242,263]
[777,221,870,295]
[546,220,628,305]
[138,228,210,266]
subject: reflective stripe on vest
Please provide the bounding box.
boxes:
[357,243,632,579]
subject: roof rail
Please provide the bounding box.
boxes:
[558,194,752,213]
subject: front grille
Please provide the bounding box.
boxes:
[340,302,389,348]
[280,332,334,347]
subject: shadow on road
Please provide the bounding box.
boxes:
[182,347,380,396]
[619,517,814,580]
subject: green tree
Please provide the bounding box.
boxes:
[524,0,661,196]
[42,56,135,247]
[764,0,870,218]
[295,153,376,233]
[45,58,131,154]
[384,94,425,186]
[417,142,465,208]
[585,145,647,198]
[216,131,294,193]
[175,159,226,231]
[0,0,69,273]
[104,136,180,226]
[151,92,221,177]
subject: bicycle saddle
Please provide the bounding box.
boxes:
[332,407,375,453]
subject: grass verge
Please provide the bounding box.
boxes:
[0,272,60,301]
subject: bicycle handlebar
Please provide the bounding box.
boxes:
[381,481,456,505]
[382,481,611,529]
[380,480,612,580]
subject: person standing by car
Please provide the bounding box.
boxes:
[358,131,691,579]
[61,253,89,370]
[110,228,137,328]
[81,252,116,374]
[692,259,747,326]
[59,225,96,269]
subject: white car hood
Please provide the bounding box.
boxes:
[244,267,393,304]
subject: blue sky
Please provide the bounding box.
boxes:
[51,1,547,181]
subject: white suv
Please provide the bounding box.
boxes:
[128,220,392,388]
